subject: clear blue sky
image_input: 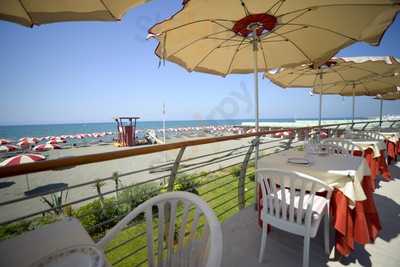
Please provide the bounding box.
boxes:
[0,1,399,125]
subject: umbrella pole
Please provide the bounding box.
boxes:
[379,98,383,130]
[318,73,323,142]
[352,83,355,125]
[25,174,30,190]
[252,28,260,167]
[251,27,261,213]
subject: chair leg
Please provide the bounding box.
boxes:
[324,213,330,255]
[303,235,310,267]
[258,223,268,263]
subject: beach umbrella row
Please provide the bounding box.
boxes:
[266,57,400,131]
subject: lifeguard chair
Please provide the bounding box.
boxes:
[114,116,140,147]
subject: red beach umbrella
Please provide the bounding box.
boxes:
[0,153,46,189]
[33,144,61,152]
[0,153,46,167]
[47,139,66,145]
[18,137,39,144]
[17,139,36,147]
[0,145,18,153]
[0,139,12,145]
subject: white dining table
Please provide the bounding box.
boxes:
[0,217,106,267]
[257,150,371,208]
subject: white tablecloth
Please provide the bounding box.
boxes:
[0,218,104,267]
[258,151,371,208]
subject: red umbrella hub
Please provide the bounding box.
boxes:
[232,14,277,37]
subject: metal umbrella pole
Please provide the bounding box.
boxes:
[379,98,384,129]
[252,26,260,168]
[318,72,323,142]
[352,83,356,125]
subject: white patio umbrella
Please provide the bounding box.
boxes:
[266,57,400,127]
[0,0,153,27]
[375,91,400,128]
[149,0,400,162]
[312,61,400,124]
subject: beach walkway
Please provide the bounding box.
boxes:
[221,163,400,267]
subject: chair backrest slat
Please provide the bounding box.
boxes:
[296,181,306,225]
[288,178,296,223]
[304,182,317,226]
[166,200,178,266]
[177,200,191,267]
[271,179,279,218]
[146,207,155,267]
[157,203,165,267]
[279,176,287,220]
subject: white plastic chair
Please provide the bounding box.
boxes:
[321,138,364,157]
[97,192,222,267]
[348,130,385,141]
[257,169,333,267]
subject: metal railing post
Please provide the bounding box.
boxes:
[361,122,370,131]
[112,172,120,202]
[333,125,341,137]
[167,147,186,192]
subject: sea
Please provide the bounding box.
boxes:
[0,118,366,141]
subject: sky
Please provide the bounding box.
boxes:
[0,1,399,125]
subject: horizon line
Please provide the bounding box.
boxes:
[0,116,384,127]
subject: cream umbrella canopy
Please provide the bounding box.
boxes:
[0,0,152,27]
[375,91,400,127]
[149,0,400,162]
[311,58,400,124]
[266,57,400,126]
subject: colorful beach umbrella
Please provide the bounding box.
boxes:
[149,0,400,162]
[0,139,12,145]
[266,57,400,126]
[0,145,18,153]
[0,153,46,189]
[18,137,39,143]
[0,0,154,27]
[0,153,46,166]
[33,144,61,152]
[47,139,66,145]
[17,139,37,147]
